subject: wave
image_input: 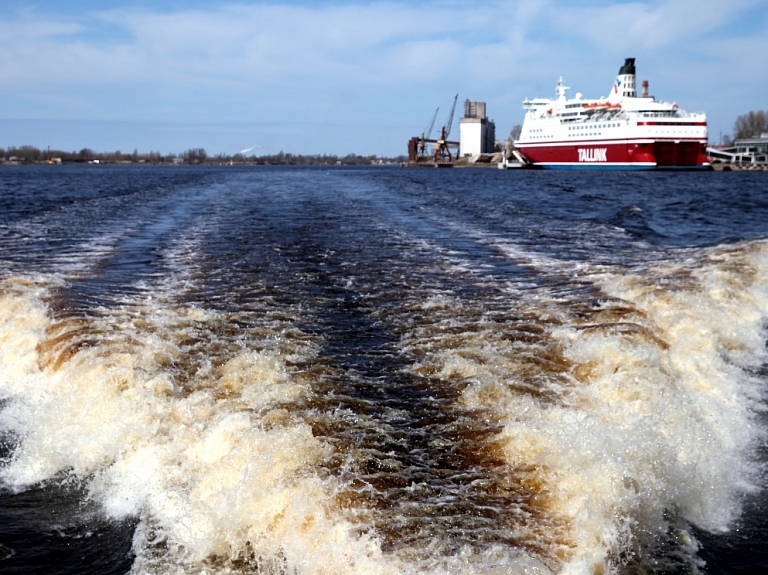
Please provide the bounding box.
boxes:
[1,240,767,574]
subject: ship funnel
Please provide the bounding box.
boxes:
[618,57,636,76]
[608,57,637,103]
[642,80,648,98]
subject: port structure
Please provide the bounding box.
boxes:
[418,106,439,158]
[459,100,496,157]
[408,94,460,165]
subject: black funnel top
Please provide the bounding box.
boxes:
[619,58,636,75]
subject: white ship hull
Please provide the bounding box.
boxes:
[513,59,710,170]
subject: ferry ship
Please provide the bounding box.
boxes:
[512,58,710,170]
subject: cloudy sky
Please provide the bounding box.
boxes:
[1,0,766,157]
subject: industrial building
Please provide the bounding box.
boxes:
[459,100,496,156]
[406,96,496,165]
[708,134,768,166]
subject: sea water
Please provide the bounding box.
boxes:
[0,165,766,574]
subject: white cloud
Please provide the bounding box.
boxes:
[0,2,540,88]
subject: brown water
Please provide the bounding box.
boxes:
[1,165,767,574]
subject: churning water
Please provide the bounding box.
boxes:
[0,165,767,574]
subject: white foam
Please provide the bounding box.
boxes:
[408,241,768,572]
[2,240,767,574]
[0,278,400,574]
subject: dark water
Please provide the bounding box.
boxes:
[0,165,767,574]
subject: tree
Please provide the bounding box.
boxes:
[509,124,522,141]
[733,110,768,140]
[78,148,95,161]
[182,148,207,164]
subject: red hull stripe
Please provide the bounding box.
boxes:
[516,140,709,167]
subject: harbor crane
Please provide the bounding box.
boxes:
[406,93,460,164]
[418,106,439,157]
[433,93,459,162]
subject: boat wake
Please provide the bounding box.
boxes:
[1,237,767,574]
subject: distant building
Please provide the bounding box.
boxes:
[708,133,768,165]
[459,100,496,156]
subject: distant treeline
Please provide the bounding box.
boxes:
[0,145,406,166]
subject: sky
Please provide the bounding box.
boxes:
[1,0,766,157]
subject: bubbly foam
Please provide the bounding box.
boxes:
[0,277,397,574]
[417,241,768,572]
[1,240,767,574]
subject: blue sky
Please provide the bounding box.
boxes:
[1,0,766,157]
